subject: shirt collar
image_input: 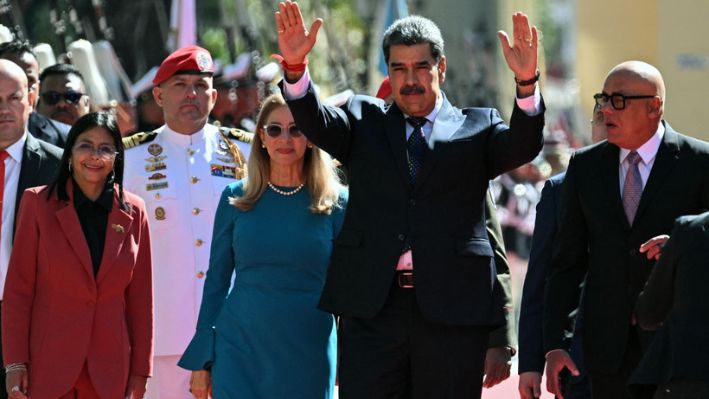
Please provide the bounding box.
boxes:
[619,123,665,165]
[161,123,207,145]
[404,95,443,125]
[72,178,114,212]
[4,132,28,163]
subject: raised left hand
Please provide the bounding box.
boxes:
[124,375,147,399]
[497,12,539,82]
[483,346,512,388]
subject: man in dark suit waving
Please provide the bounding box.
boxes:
[274,2,545,398]
[544,61,709,399]
[0,60,62,399]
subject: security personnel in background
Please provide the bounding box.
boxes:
[122,46,251,399]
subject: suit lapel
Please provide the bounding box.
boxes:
[635,123,680,222]
[55,201,95,280]
[97,195,134,283]
[414,97,464,190]
[16,135,43,217]
[599,142,631,229]
[384,104,411,187]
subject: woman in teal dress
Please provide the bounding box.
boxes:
[179,93,346,398]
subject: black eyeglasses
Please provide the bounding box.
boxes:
[593,92,657,111]
[264,124,302,138]
[40,90,85,105]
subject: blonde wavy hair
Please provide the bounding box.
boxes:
[231,93,344,214]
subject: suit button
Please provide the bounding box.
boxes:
[629,249,637,256]
[86,300,95,306]
[409,199,416,206]
[196,271,205,279]
[195,239,204,247]
[397,234,405,241]
[191,176,200,184]
[192,207,201,215]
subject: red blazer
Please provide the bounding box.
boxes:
[2,182,153,399]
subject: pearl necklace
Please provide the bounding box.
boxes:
[267,181,305,196]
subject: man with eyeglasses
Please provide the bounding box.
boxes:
[0,40,69,148]
[122,46,251,399]
[36,63,90,128]
[0,59,62,399]
[544,60,709,399]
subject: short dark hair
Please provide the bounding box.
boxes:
[39,63,85,85]
[382,15,445,65]
[0,40,36,59]
[48,111,130,211]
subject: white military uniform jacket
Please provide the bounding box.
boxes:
[124,123,250,356]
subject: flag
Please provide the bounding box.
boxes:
[368,0,408,93]
[168,0,197,51]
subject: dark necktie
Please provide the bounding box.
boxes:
[406,117,428,186]
[622,151,643,225]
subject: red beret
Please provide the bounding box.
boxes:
[376,76,392,100]
[153,45,214,86]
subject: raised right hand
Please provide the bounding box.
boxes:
[6,369,28,399]
[189,370,211,399]
[518,371,542,399]
[545,350,579,399]
[274,1,323,65]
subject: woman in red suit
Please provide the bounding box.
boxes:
[2,112,153,399]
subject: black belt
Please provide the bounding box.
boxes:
[395,270,414,289]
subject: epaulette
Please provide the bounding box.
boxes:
[123,131,159,149]
[219,126,254,144]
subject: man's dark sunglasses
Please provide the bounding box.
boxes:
[40,91,85,105]
[264,124,303,138]
[593,92,657,111]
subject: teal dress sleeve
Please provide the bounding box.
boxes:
[179,182,242,370]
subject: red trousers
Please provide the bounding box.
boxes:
[57,363,100,399]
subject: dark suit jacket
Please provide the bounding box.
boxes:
[544,122,709,374]
[27,112,69,149]
[284,83,544,326]
[14,133,63,230]
[519,172,565,373]
[630,212,709,385]
[485,193,517,350]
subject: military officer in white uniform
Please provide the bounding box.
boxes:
[123,46,251,399]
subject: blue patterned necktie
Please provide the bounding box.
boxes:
[622,151,643,225]
[406,117,428,186]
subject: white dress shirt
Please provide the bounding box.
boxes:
[0,133,27,300]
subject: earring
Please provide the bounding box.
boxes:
[68,160,72,172]
[307,144,314,149]
[261,143,266,148]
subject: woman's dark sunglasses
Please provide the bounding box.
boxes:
[264,124,303,138]
[40,90,85,105]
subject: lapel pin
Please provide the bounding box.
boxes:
[111,224,125,233]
